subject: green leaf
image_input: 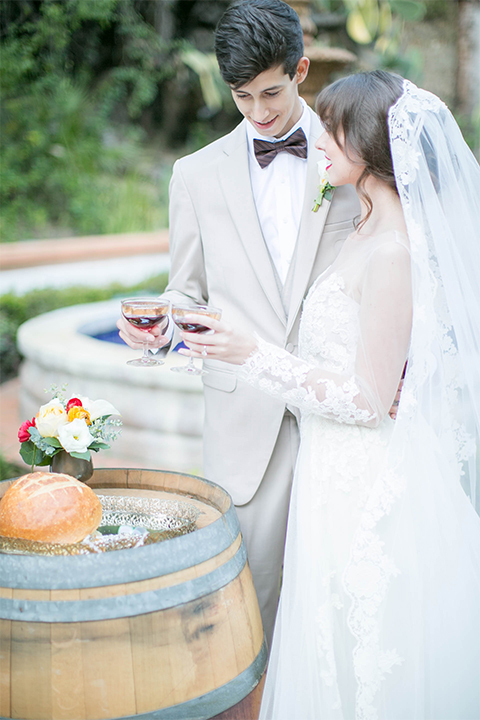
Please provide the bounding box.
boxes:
[379,1,393,34]
[98,525,120,535]
[361,0,380,31]
[19,441,46,467]
[89,441,109,451]
[346,9,373,44]
[180,49,223,112]
[69,451,91,461]
[28,427,42,441]
[390,0,426,21]
[42,437,62,448]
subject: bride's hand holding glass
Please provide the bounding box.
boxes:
[177,314,257,366]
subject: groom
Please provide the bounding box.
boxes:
[118,0,359,645]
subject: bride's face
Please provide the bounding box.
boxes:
[315,126,365,187]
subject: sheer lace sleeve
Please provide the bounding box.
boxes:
[237,240,412,428]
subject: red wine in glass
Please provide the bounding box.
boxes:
[121,298,170,367]
[123,314,169,331]
[174,321,212,334]
[171,304,222,375]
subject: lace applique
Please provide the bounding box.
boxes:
[344,468,407,720]
[239,336,376,424]
[301,272,359,373]
[322,378,375,425]
[388,80,444,189]
[238,274,377,425]
[315,573,343,711]
[310,419,389,509]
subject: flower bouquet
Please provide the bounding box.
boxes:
[18,387,121,471]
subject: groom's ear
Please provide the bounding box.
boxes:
[295,57,310,85]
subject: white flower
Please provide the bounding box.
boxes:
[58,418,94,454]
[79,396,120,421]
[317,155,329,185]
[35,398,68,438]
[313,155,335,212]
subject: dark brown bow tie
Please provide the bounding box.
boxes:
[253,127,308,169]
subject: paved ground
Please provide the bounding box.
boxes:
[0,377,25,470]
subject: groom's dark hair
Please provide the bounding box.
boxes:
[215,0,304,89]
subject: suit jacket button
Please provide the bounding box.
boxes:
[286,343,294,352]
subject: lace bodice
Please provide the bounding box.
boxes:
[300,271,360,373]
[238,233,412,427]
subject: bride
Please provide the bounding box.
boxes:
[178,71,480,719]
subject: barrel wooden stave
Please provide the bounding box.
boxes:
[0,469,265,720]
[212,675,265,720]
[5,565,262,720]
[0,616,12,717]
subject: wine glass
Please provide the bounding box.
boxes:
[171,304,222,375]
[121,297,170,367]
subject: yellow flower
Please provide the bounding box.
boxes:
[67,406,91,424]
[36,399,68,438]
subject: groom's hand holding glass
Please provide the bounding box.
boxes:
[117,307,172,354]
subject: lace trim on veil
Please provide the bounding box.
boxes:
[389,81,475,481]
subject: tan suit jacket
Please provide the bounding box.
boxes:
[166,109,360,505]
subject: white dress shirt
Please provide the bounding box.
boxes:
[246,98,310,283]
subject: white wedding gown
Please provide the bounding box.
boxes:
[237,230,480,720]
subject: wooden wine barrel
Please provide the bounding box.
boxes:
[0,469,266,720]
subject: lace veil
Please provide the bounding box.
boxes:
[389,80,480,511]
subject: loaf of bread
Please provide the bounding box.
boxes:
[0,471,102,544]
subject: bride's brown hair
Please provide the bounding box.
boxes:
[316,70,403,229]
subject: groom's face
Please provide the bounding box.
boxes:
[230,59,309,139]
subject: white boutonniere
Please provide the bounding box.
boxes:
[312,156,335,212]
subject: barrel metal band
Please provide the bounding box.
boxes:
[0,636,267,720]
[118,637,267,720]
[0,540,247,623]
[0,502,240,590]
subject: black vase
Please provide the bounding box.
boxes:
[50,450,93,483]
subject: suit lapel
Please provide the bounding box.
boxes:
[286,112,332,336]
[218,121,286,326]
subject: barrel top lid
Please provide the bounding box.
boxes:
[0,468,240,590]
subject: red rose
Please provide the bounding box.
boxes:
[66,397,83,412]
[18,417,36,443]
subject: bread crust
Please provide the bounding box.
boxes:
[0,471,102,544]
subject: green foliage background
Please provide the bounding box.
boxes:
[2,0,474,243]
[0,0,181,242]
